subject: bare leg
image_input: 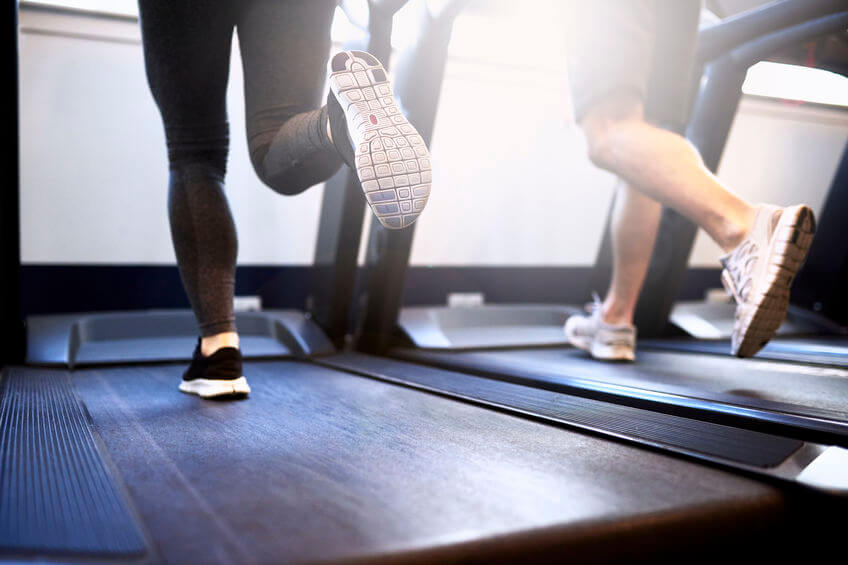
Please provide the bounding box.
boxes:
[602,182,662,326]
[579,94,757,326]
[582,94,755,253]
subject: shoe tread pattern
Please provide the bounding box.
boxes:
[729,204,816,357]
[329,52,431,229]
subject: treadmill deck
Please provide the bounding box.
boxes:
[1,359,790,562]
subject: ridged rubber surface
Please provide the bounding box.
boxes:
[329,52,431,229]
[0,368,147,556]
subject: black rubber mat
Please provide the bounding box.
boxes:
[0,368,147,557]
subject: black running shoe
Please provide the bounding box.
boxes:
[327,50,432,230]
[179,339,251,398]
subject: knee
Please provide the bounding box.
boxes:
[247,140,310,196]
[583,119,626,174]
[164,122,229,179]
[580,95,644,172]
[248,141,277,190]
[583,123,618,172]
[247,125,343,197]
[246,110,317,196]
[169,162,225,187]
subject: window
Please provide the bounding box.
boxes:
[743,61,848,107]
[22,1,138,18]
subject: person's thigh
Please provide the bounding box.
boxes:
[236,0,338,151]
[138,0,235,168]
[643,0,701,130]
[566,0,656,123]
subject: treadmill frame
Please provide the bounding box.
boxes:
[354,0,470,354]
[2,1,24,366]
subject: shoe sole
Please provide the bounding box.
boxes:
[726,204,816,357]
[328,52,431,230]
[591,342,636,362]
[179,376,251,399]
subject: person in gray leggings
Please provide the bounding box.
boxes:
[139,0,431,397]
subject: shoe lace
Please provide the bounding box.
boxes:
[585,291,603,316]
[725,239,758,302]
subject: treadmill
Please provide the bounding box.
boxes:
[3,1,848,562]
[324,0,848,476]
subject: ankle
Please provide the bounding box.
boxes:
[201,332,240,357]
[600,299,634,327]
[717,205,756,253]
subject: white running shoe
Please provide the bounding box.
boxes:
[327,50,431,230]
[564,293,637,362]
[720,203,816,357]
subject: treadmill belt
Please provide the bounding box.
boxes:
[323,353,804,469]
[393,346,848,442]
[0,368,147,557]
[640,336,848,368]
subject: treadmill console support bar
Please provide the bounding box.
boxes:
[792,140,848,328]
[356,0,467,354]
[308,0,411,347]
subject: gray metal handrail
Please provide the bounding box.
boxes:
[696,0,846,64]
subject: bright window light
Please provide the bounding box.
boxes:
[23,1,138,17]
[331,4,368,45]
[742,61,848,107]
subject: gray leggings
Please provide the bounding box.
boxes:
[139,0,341,336]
